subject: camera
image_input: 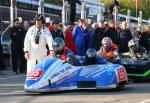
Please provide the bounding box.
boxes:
[35,35,40,44]
[34,30,41,44]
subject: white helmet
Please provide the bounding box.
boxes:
[102,37,112,47]
[128,39,139,51]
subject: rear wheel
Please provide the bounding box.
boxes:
[117,81,127,89]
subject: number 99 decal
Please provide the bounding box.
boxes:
[28,69,44,80]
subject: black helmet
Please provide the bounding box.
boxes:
[52,37,65,55]
[66,53,75,64]
[34,14,45,24]
[86,48,97,64]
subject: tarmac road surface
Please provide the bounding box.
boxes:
[0,69,150,103]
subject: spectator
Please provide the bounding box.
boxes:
[82,21,95,50]
[72,19,85,56]
[119,21,133,53]
[64,25,76,53]
[115,22,121,34]
[139,26,150,53]
[58,23,64,31]
[10,18,24,74]
[93,20,105,50]
[133,26,142,41]
[50,21,64,40]
[24,14,53,74]
[0,36,5,75]
[104,20,119,45]
[23,20,30,32]
[48,21,54,31]
[20,20,30,73]
[104,21,109,29]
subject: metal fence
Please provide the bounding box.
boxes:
[0,5,61,68]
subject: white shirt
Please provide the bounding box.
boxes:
[24,25,53,59]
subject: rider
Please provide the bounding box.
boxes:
[49,37,74,62]
[97,37,120,62]
[75,48,107,66]
[121,39,149,59]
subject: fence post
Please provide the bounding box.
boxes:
[114,6,118,28]
[97,6,103,23]
[10,0,14,27]
[38,0,44,15]
[126,9,130,25]
[81,2,86,20]
[138,10,142,26]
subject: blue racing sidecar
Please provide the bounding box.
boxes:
[24,57,128,93]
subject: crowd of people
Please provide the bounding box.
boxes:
[0,14,150,75]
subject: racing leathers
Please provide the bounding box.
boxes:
[75,55,107,66]
[49,46,74,61]
[97,43,120,62]
[24,25,53,74]
[121,47,149,60]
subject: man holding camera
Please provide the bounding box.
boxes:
[24,14,53,74]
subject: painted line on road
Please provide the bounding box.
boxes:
[0,90,27,96]
[0,75,26,80]
[137,99,150,103]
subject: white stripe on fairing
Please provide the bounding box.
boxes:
[0,75,26,80]
[27,59,62,89]
[137,99,150,103]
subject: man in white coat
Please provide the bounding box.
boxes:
[24,14,53,74]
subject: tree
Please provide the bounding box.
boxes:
[103,0,150,19]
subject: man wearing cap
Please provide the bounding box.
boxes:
[24,14,53,74]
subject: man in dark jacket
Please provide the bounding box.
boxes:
[104,20,119,46]
[119,21,133,53]
[133,26,142,41]
[139,26,150,53]
[50,21,64,40]
[20,20,30,73]
[10,18,24,74]
[93,20,105,51]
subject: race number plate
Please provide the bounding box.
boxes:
[28,69,44,80]
[118,68,125,81]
